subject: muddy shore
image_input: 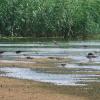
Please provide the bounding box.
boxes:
[0,57,99,100]
[0,77,88,100]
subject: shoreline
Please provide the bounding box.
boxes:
[0,58,99,100]
[0,77,88,100]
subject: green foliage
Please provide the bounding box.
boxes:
[0,0,100,40]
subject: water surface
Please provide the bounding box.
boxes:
[0,41,100,86]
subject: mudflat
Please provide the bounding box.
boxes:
[0,57,70,68]
[0,57,99,100]
[0,77,88,100]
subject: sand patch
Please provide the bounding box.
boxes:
[0,77,88,100]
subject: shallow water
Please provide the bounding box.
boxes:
[61,64,100,70]
[0,67,100,86]
[0,67,79,86]
[0,41,100,58]
[0,41,100,86]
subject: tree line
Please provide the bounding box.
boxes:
[0,0,100,39]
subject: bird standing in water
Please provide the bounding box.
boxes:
[61,63,66,67]
[16,50,22,54]
[86,52,97,62]
[0,51,4,54]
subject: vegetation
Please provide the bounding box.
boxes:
[0,0,100,40]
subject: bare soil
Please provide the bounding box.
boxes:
[0,77,88,100]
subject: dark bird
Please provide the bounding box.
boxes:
[48,57,54,59]
[83,45,88,48]
[26,56,33,59]
[86,52,97,61]
[0,51,5,54]
[16,50,22,54]
[61,63,66,67]
[0,51,5,57]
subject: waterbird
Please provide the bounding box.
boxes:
[83,45,88,48]
[26,56,33,59]
[16,50,22,54]
[48,57,54,59]
[86,52,97,61]
[0,51,4,54]
[61,63,66,67]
